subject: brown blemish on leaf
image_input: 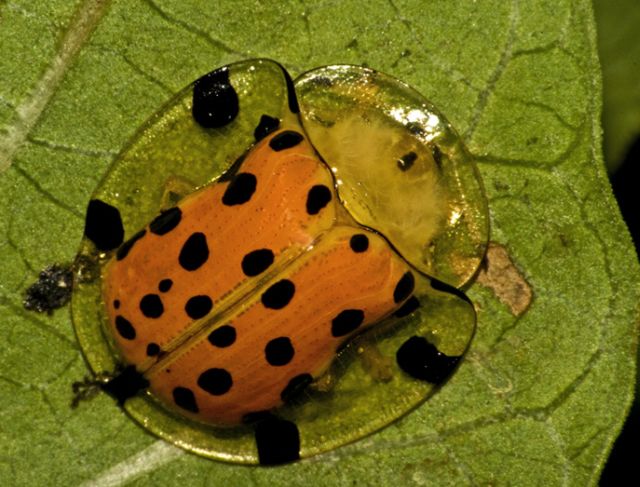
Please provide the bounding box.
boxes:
[476,243,532,316]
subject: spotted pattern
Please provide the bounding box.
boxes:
[349,234,369,253]
[173,386,199,413]
[158,279,173,293]
[84,199,124,251]
[185,295,213,319]
[393,271,415,303]
[140,294,164,318]
[331,309,365,337]
[179,232,209,271]
[269,130,304,151]
[208,325,236,348]
[149,207,182,235]
[261,279,295,309]
[241,249,274,277]
[146,342,161,356]
[306,185,332,215]
[198,368,233,395]
[116,230,146,261]
[265,337,294,366]
[222,172,257,206]
[191,66,239,129]
[115,315,135,340]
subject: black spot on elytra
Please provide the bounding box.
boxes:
[396,335,461,384]
[430,278,471,303]
[179,232,209,271]
[115,315,136,340]
[140,294,164,318]
[146,342,161,356]
[394,296,420,318]
[397,151,417,171]
[149,207,182,235]
[173,386,199,413]
[116,229,146,261]
[101,365,149,406]
[208,325,236,348]
[185,295,213,319]
[261,279,295,309]
[254,114,280,141]
[241,249,274,277]
[192,66,239,128]
[269,130,304,151]
[393,271,415,303]
[113,299,120,309]
[255,416,301,465]
[265,337,294,366]
[84,199,124,251]
[158,279,173,293]
[222,172,257,206]
[331,309,365,337]
[281,373,313,403]
[349,234,369,253]
[198,368,233,395]
[306,185,332,215]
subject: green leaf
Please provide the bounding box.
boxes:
[594,0,640,171]
[0,1,637,485]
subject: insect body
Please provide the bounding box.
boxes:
[73,59,488,464]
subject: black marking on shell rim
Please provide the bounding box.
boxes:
[192,66,239,128]
[23,264,73,313]
[432,145,443,169]
[280,373,313,403]
[84,199,124,251]
[254,414,301,465]
[396,336,461,384]
[393,271,415,303]
[218,151,247,183]
[275,62,300,114]
[430,278,471,304]
[149,207,182,235]
[394,296,420,318]
[101,365,149,406]
[397,151,417,171]
[146,342,161,357]
[254,114,280,141]
[116,229,146,261]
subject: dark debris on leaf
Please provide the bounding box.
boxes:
[23,264,73,314]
